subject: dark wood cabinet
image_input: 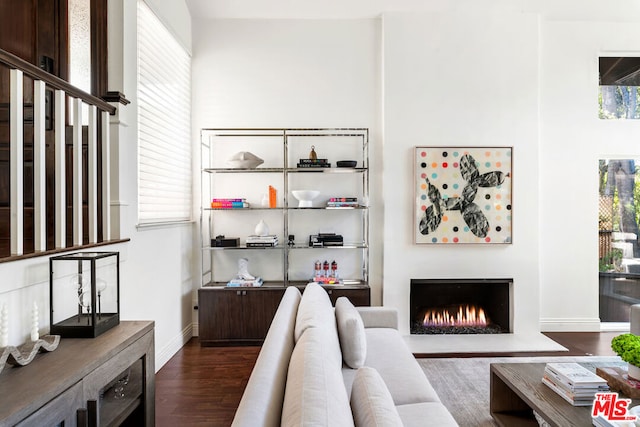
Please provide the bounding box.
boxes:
[198,287,286,346]
[198,285,370,346]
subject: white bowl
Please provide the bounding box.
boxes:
[292,190,320,207]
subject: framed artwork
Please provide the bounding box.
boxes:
[415,147,512,244]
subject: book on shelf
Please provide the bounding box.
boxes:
[327,202,359,207]
[246,235,278,247]
[211,198,249,208]
[226,277,263,287]
[329,197,358,202]
[297,158,331,168]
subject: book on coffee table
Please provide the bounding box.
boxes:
[542,363,609,406]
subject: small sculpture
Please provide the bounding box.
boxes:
[255,219,269,236]
[237,258,255,281]
[226,151,264,169]
[309,146,317,160]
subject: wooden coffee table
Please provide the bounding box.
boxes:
[490,362,629,427]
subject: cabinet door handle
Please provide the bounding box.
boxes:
[242,290,247,296]
[328,290,333,295]
[237,290,241,296]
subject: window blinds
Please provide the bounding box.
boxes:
[137,0,191,224]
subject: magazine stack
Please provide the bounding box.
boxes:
[246,235,278,248]
[226,276,264,287]
[326,197,359,208]
[542,362,609,406]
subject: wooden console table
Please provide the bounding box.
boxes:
[0,321,155,427]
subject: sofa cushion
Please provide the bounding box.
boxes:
[343,328,442,406]
[294,282,335,342]
[395,402,459,426]
[335,297,367,368]
[350,367,403,427]
[281,327,355,427]
[231,286,301,427]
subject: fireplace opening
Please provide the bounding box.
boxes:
[410,278,512,334]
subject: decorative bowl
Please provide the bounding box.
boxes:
[337,160,357,168]
[292,190,320,207]
[226,151,264,169]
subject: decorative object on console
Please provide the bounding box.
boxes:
[49,252,120,338]
[312,259,341,285]
[298,146,330,168]
[228,258,263,287]
[336,160,357,168]
[292,190,320,207]
[226,151,264,169]
[254,219,270,236]
[415,146,512,244]
[0,335,60,374]
[212,235,240,247]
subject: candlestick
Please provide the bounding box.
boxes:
[0,303,8,347]
[30,302,39,342]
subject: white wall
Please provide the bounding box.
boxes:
[382,10,541,335]
[539,20,640,331]
[191,19,384,305]
[0,0,194,371]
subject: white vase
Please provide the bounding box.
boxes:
[629,363,640,381]
[255,220,269,236]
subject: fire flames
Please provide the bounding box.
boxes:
[422,305,489,328]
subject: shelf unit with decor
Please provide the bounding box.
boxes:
[198,128,370,345]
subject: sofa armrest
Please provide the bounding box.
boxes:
[356,307,398,329]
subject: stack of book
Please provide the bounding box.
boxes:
[297,159,330,168]
[542,362,609,406]
[327,197,359,207]
[211,198,249,209]
[246,235,278,247]
[226,277,263,287]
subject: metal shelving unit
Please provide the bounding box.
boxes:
[200,128,369,288]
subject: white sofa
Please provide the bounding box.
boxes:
[231,283,458,427]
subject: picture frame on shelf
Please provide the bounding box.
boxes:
[414,146,512,244]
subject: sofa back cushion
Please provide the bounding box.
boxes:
[335,296,367,368]
[231,286,301,427]
[294,282,334,342]
[350,367,403,427]
[281,327,355,427]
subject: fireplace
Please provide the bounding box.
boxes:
[410,278,512,334]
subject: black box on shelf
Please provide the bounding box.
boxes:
[309,233,344,247]
[212,235,240,247]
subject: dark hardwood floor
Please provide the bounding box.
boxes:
[155,332,623,426]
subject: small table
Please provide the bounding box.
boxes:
[490,362,628,427]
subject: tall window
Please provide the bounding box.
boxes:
[137,0,192,224]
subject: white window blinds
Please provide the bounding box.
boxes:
[137,0,191,224]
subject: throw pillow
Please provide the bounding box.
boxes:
[350,367,403,427]
[335,296,367,368]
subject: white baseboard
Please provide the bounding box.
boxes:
[155,324,193,372]
[539,318,602,332]
[192,322,199,337]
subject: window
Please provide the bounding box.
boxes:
[599,57,640,119]
[137,0,192,225]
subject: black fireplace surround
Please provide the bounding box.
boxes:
[410,278,512,334]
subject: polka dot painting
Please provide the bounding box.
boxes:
[415,147,512,244]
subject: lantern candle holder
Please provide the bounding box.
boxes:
[49,251,120,338]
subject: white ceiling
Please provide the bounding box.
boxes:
[184,0,444,20]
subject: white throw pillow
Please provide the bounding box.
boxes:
[335,296,367,368]
[350,367,403,427]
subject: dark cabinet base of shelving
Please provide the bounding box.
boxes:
[198,285,370,346]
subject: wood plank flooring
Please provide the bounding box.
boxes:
[155,332,622,426]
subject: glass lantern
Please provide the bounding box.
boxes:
[49,251,120,338]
